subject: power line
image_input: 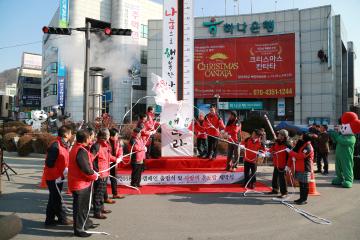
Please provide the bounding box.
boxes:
[0,32,83,51]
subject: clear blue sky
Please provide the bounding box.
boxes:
[0,0,359,88]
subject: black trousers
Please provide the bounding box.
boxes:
[104,163,118,199]
[93,177,107,215]
[271,167,288,195]
[316,152,329,172]
[197,138,207,157]
[226,143,239,169]
[299,182,309,201]
[45,180,67,223]
[72,185,93,234]
[207,136,219,158]
[244,161,257,185]
[131,163,143,187]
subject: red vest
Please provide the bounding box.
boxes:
[43,137,69,181]
[194,120,207,139]
[270,142,288,168]
[289,141,314,172]
[94,140,116,178]
[225,122,241,143]
[68,143,97,192]
[243,137,264,163]
[204,113,225,137]
[110,139,123,158]
[129,136,146,163]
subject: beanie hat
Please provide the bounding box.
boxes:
[278,129,289,138]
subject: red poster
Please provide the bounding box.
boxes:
[194,33,295,98]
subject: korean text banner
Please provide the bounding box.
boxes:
[194,33,295,98]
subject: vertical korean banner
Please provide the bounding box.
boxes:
[59,0,69,28]
[57,0,68,108]
[161,0,194,156]
[57,52,66,108]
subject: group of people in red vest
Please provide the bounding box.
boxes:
[42,107,159,237]
[193,104,315,205]
[42,105,316,237]
[42,126,129,237]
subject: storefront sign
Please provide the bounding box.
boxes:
[59,0,69,28]
[219,102,263,110]
[194,34,295,98]
[102,90,113,102]
[203,18,274,36]
[308,117,330,125]
[277,98,286,116]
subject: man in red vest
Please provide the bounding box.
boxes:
[91,128,118,219]
[203,104,225,160]
[43,125,73,226]
[68,130,99,237]
[107,128,125,199]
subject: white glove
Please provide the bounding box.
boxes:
[151,130,156,135]
[94,171,100,180]
[144,147,148,152]
[285,148,291,153]
[55,177,62,184]
[239,144,245,150]
[265,152,272,158]
[257,152,266,158]
[285,166,290,172]
[220,130,225,134]
[116,157,122,164]
[63,168,68,177]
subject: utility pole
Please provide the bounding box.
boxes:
[84,21,91,123]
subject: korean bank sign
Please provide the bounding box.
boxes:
[59,0,69,27]
[203,17,274,36]
[219,102,263,110]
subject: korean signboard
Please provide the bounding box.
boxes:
[59,0,69,27]
[194,33,295,99]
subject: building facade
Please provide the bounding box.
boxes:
[42,0,162,123]
[16,53,42,120]
[147,5,356,125]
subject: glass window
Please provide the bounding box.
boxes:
[103,76,110,91]
[43,84,57,98]
[141,50,147,64]
[140,24,148,38]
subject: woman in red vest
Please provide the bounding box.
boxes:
[225,111,241,171]
[268,129,292,198]
[194,113,208,158]
[287,133,314,205]
[43,125,73,226]
[68,130,99,237]
[130,128,147,187]
[90,128,117,219]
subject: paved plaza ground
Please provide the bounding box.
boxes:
[0,152,359,240]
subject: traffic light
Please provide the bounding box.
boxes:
[42,26,71,35]
[103,27,132,36]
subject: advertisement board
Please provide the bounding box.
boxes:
[194,33,295,98]
[22,53,42,70]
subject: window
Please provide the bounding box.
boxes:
[140,24,148,38]
[103,76,110,91]
[141,50,147,64]
[44,62,57,77]
[43,84,57,98]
